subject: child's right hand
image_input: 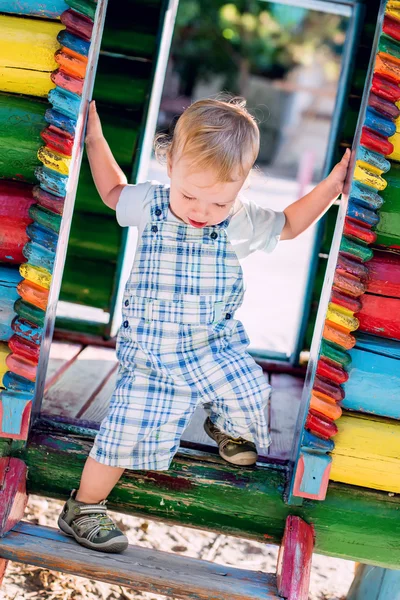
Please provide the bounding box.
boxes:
[86,100,103,144]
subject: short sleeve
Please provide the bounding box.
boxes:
[116,181,156,227]
[227,196,286,259]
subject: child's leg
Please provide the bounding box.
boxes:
[76,457,124,503]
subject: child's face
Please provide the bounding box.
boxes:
[167,156,246,227]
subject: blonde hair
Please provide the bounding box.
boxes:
[154,97,260,182]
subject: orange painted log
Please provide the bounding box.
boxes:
[17,279,49,311]
[323,322,356,349]
[310,394,342,421]
[333,271,365,297]
[55,48,87,79]
[375,53,400,84]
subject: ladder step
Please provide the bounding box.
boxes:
[0,522,282,600]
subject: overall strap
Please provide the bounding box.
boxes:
[150,184,170,221]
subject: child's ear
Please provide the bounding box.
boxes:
[167,152,172,177]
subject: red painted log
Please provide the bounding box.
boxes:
[336,254,368,280]
[51,69,84,96]
[32,186,64,215]
[357,294,400,340]
[0,457,28,535]
[330,290,362,313]
[314,375,345,402]
[8,336,40,363]
[333,271,365,297]
[61,9,93,41]
[366,251,400,298]
[316,358,348,385]
[371,73,400,102]
[40,125,74,156]
[360,127,394,155]
[0,182,34,263]
[369,91,400,119]
[344,219,377,245]
[305,412,338,439]
[277,516,314,600]
[383,16,400,42]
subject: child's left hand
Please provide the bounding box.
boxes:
[326,148,351,197]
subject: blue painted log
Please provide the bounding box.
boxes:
[35,166,68,197]
[343,335,400,419]
[0,267,22,341]
[364,108,397,137]
[27,223,58,253]
[45,109,76,135]
[22,243,55,272]
[347,201,380,226]
[57,30,90,56]
[48,88,81,120]
[2,372,35,395]
[347,565,400,599]
[11,318,42,346]
[349,182,384,211]
[302,431,335,453]
[0,1,68,18]
[356,146,391,173]
[0,391,31,436]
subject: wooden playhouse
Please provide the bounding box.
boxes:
[0,0,400,598]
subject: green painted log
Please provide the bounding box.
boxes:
[7,427,400,569]
[68,213,121,261]
[60,256,116,309]
[0,94,45,183]
[101,0,160,57]
[94,55,151,108]
[376,162,400,248]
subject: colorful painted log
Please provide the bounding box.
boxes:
[0,15,60,97]
[292,1,400,501]
[277,516,314,600]
[0,1,69,19]
[0,1,107,440]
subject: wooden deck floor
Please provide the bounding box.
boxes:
[42,342,304,460]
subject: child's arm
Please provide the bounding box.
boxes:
[85,101,127,210]
[281,148,351,240]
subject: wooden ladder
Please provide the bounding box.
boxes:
[0,457,314,599]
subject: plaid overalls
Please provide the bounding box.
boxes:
[90,185,272,469]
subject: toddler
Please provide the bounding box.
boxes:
[58,98,350,553]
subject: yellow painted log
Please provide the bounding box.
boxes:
[0,15,62,97]
[331,412,400,493]
[326,303,359,332]
[0,343,10,388]
[356,160,384,176]
[37,146,71,175]
[19,264,52,290]
[388,131,400,162]
[353,164,387,191]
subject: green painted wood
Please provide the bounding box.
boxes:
[61,257,115,309]
[0,94,45,183]
[68,213,121,261]
[9,428,400,569]
[376,163,400,248]
[0,521,280,600]
[101,0,160,57]
[66,0,96,20]
[94,55,151,108]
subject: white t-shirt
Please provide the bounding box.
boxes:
[116,181,286,260]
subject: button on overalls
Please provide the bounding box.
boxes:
[90,185,272,470]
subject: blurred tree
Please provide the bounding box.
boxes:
[172,0,346,97]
